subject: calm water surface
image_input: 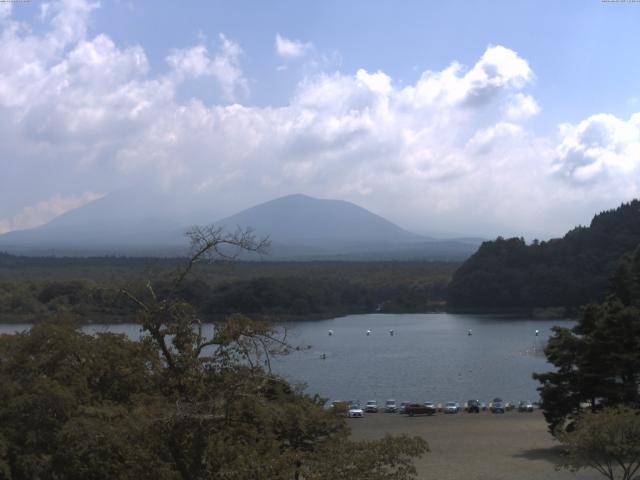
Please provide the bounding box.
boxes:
[0,313,573,405]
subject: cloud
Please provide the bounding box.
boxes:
[275,33,312,59]
[505,93,540,120]
[167,33,248,101]
[0,192,103,234]
[0,0,638,239]
[553,113,640,187]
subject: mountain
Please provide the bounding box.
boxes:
[447,200,640,310]
[0,192,480,260]
[216,194,420,244]
[0,188,225,256]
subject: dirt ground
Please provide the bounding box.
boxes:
[349,410,601,480]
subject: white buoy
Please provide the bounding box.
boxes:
[366,329,371,336]
[328,329,333,336]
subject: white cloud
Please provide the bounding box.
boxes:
[505,93,540,120]
[0,1,638,238]
[0,192,103,234]
[275,33,312,59]
[167,33,248,101]
[553,113,640,187]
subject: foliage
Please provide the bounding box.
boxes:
[0,226,428,479]
[0,254,455,323]
[534,247,640,433]
[448,200,640,310]
[557,407,640,480]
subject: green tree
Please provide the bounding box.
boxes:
[0,226,428,479]
[534,247,640,433]
[557,407,640,480]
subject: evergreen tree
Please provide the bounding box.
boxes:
[534,247,640,433]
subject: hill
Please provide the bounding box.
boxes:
[217,194,421,245]
[0,188,223,256]
[447,200,640,311]
[0,193,479,260]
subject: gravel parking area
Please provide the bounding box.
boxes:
[349,410,600,480]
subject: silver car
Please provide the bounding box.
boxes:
[364,400,379,413]
[384,399,397,413]
[444,401,460,414]
[348,403,364,418]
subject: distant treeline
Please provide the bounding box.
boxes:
[0,256,456,323]
[448,200,640,311]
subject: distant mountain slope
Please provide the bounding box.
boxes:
[216,194,422,245]
[0,188,224,256]
[447,200,640,310]
[0,192,480,260]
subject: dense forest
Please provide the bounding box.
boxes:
[0,254,456,323]
[448,200,640,311]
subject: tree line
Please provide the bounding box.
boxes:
[0,262,453,324]
[448,200,640,311]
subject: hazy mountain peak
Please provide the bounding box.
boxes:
[217,194,421,244]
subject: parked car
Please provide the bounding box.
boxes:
[398,401,412,414]
[365,400,379,413]
[444,401,461,414]
[466,399,481,413]
[348,402,364,418]
[405,403,436,416]
[490,397,505,413]
[384,399,397,413]
[518,400,534,412]
[423,402,437,415]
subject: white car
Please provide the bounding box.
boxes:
[348,403,364,418]
[444,401,460,414]
[364,400,378,413]
[384,399,397,413]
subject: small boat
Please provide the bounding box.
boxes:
[389,329,394,336]
[366,330,371,336]
[328,329,334,336]
[468,329,472,336]
[535,329,539,336]
[321,353,327,360]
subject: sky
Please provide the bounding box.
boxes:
[2,0,640,239]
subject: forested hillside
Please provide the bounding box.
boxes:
[447,200,640,310]
[0,254,455,323]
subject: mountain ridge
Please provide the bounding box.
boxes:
[0,192,480,260]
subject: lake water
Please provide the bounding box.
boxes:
[0,313,573,405]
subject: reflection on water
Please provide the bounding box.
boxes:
[0,313,573,405]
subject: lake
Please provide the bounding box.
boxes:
[0,313,572,405]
